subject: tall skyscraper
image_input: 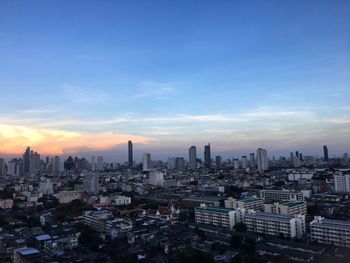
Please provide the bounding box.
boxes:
[84,172,99,194]
[215,155,222,166]
[204,143,211,168]
[257,148,268,172]
[249,153,255,167]
[189,146,197,170]
[23,147,31,175]
[241,156,247,169]
[128,140,133,167]
[323,145,329,162]
[143,153,152,171]
[96,156,104,170]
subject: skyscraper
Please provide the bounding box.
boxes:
[257,148,268,172]
[143,153,152,171]
[128,140,133,167]
[323,145,329,162]
[204,143,211,168]
[249,153,255,168]
[189,146,197,170]
[23,147,31,175]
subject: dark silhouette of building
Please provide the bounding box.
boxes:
[204,143,211,168]
[128,140,133,166]
[64,156,75,170]
[323,145,329,162]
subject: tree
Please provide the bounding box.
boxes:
[235,223,247,233]
[230,235,242,249]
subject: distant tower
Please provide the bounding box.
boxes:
[189,146,197,170]
[323,145,329,162]
[128,140,133,167]
[23,147,31,175]
[215,155,222,166]
[143,153,152,171]
[249,153,255,167]
[257,148,268,172]
[204,143,211,168]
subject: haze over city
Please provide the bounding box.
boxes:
[0,1,349,161]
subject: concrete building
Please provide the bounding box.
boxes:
[83,173,99,194]
[259,190,304,203]
[57,191,82,204]
[96,156,104,171]
[114,196,131,206]
[249,153,255,168]
[323,145,329,162]
[0,158,6,177]
[264,201,307,215]
[310,216,350,248]
[204,143,211,168]
[39,180,54,195]
[334,173,350,193]
[189,146,197,170]
[143,153,152,171]
[241,156,248,169]
[149,171,164,186]
[195,204,236,230]
[128,140,133,166]
[225,197,264,211]
[0,199,14,209]
[245,212,305,239]
[257,148,268,171]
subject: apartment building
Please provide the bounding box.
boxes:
[259,190,304,203]
[310,216,350,248]
[264,201,307,215]
[245,211,305,239]
[195,204,236,230]
[225,197,264,211]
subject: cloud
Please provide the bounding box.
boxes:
[60,83,110,104]
[134,80,176,99]
[0,123,156,155]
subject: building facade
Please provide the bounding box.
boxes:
[310,216,350,248]
[195,204,236,230]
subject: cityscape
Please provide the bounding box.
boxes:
[1,1,350,263]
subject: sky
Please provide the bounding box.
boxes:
[0,0,349,161]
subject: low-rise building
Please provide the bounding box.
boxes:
[114,195,131,206]
[264,201,307,215]
[259,190,304,203]
[57,191,83,204]
[245,211,305,239]
[225,197,264,211]
[310,216,350,248]
[0,199,14,209]
[195,204,236,230]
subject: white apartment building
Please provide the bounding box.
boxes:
[225,197,264,211]
[259,190,304,203]
[195,204,236,230]
[264,201,307,215]
[334,173,350,193]
[245,211,305,239]
[114,195,131,206]
[310,216,350,248]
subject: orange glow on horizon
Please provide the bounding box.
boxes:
[0,124,157,155]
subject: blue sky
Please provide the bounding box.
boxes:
[0,0,349,161]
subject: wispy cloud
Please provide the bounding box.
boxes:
[60,83,110,104]
[134,80,176,99]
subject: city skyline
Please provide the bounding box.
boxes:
[1,1,349,158]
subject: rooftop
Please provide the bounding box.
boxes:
[17,247,40,256]
[246,212,296,222]
[279,201,306,207]
[195,206,234,214]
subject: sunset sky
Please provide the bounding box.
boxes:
[0,1,349,161]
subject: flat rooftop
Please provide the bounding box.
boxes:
[195,206,234,214]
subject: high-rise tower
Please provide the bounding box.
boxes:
[204,143,211,168]
[189,146,197,170]
[323,145,329,162]
[128,140,133,166]
[257,148,268,172]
